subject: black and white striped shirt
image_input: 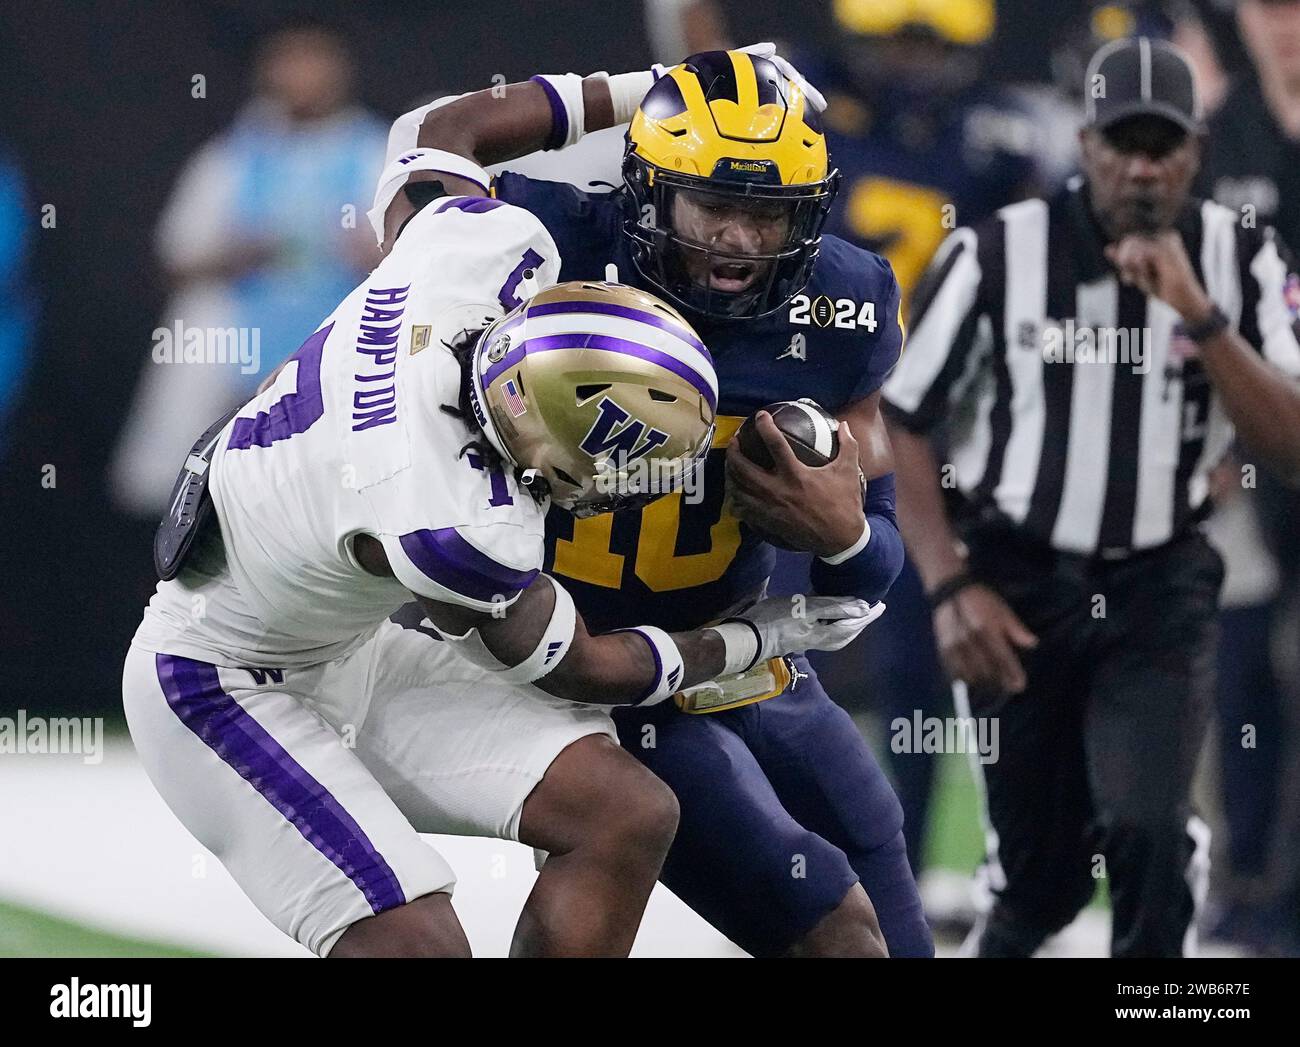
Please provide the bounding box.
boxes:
[883,177,1300,558]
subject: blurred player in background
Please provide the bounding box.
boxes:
[809,0,1038,295]
[111,18,387,516]
[124,188,880,957]
[1195,0,1300,954]
[377,46,933,958]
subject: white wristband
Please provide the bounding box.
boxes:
[711,621,762,676]
[819,518,872,566]
[368,147,491,244]
[623,626,685,706]
[531,73,587,149]
[607,68,662,125]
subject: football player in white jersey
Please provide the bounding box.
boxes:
[123,187,881,958]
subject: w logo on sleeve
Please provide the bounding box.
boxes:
[578,397,669,462]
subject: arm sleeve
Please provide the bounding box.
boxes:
[1238,225,1300,379]
[380,522,542,612]
[809,472,904,603]
[882,226,991,433]
[382,98,465,166]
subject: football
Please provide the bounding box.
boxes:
[732,399,840,551]
[734,398,840,470]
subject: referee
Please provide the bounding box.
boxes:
[883,37,1300,958]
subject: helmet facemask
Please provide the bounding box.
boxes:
[622,150,838,321]
[619,49,840,321]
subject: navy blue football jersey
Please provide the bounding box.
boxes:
[493,171,903,632]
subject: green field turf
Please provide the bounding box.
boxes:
[922,752,986,873]
[0,900,211,958]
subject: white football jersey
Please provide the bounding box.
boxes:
[133,197,561,668]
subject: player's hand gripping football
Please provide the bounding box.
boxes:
[729,595,886,662]
[726,410,867,557]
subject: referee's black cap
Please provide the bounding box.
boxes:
[1083,36,1202,135]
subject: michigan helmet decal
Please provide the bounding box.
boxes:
[468,281,717,517]
[622,49,839,320]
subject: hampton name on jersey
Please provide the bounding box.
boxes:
[492,172,904,634]
[132,198,561,668]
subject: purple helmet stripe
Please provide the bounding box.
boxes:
[399,527,538,603]
[522,300,708,353]
[154,653,406,915]
[482,334,717,410]
[530,75,568,151]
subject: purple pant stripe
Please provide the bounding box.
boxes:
[154,653,406,915]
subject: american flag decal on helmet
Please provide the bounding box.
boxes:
[503,377,527,417]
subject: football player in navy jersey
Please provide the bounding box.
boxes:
[759,1,1042,882]
[805,0,1039,296]
[374,48,933,957]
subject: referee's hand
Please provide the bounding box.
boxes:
[1104,229,1213,323]
[934,584,1038,700]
